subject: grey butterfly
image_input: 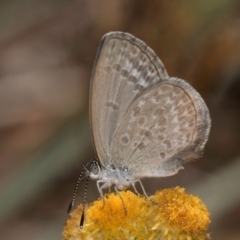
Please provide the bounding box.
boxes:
[89,31,210,189]
[68,32,211,221]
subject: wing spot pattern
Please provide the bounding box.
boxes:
[113,63,121,72]
[134,84,144,92]
[158,135,164,141]
[132,106,141,117]
[128,75,138,84]
[138,142,146,150]
[152,107,164,117]
[121,134,130,145]
[137,116,146,126]
[160,152,166,159]
[159,127,167,133]
[121,69,129,78]
[158,116,167,126]
[106,102,119,110]
[163,140,172,149]
[104,65,111,72]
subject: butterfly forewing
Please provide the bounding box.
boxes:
[90,32,169,165]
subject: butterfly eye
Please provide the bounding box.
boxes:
[91,162,100,175]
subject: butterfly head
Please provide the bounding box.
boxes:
[86,158,102,180]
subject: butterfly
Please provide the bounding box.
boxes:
[68,32,211,227]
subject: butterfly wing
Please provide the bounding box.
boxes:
[90,32,169,165]
[110,77,211,177]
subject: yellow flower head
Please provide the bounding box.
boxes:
[63,187,210,240]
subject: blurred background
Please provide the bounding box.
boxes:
[0,0,240,239]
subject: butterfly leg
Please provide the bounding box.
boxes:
[96,180,106,209]
[133,179,150,199]
[114,186,127,215]
[131,183,140,195]
[134,179,156,204]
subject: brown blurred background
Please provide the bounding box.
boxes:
[0,0,240,239]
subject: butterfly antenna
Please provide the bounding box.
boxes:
[80,172,90,229]
[67,169,86,214]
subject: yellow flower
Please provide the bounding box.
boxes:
[63,187,210,240]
